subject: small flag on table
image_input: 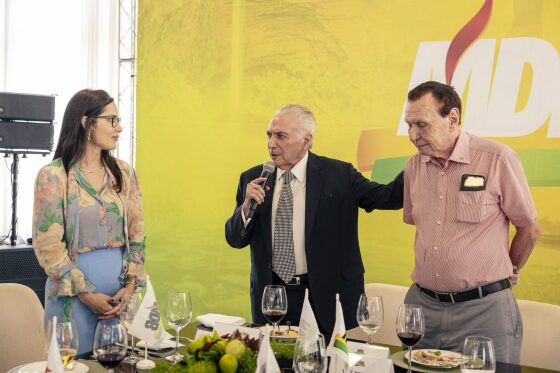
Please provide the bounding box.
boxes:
[327,293,349,373]
[257,325,281,373]
[45,316,64,373]
[293,288,324,371]
[128,275,165,347]
[298,288,320,340]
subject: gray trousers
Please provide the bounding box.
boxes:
[404,284,523,364]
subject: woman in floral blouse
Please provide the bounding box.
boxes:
[33,89,146,355]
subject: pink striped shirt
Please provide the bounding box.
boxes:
[404,130,537,292]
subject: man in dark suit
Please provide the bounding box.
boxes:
[225,104,403,336]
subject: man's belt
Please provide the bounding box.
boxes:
[417,279,511,303]
[273,272,308,286]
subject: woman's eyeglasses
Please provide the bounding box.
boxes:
[92,115,121,128]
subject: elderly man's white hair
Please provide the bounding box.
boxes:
[275,104,316,149]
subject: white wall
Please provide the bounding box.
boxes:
[0,0,122,243]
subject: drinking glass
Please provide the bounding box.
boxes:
[93,318,128,373]
[293,333,327,373]
[164,290,192,364]
[121,291,143,364]
[396,304,425,373]
[261,285,288,338]
[461,336,496,373]
[356,294,383,345]
[45,317,79,370]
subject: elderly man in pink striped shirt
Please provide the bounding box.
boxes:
[403,81,540,364]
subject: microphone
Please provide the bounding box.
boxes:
[246,161,276,221]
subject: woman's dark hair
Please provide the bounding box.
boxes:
[54,89,123,192]
[408,81,462,124]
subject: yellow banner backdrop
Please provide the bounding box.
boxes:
[137,0,560,320]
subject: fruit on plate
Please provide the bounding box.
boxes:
[219,353,238,373]
[188,339,205,355]
[225,339,246,359]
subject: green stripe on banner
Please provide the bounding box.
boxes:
[370,156,408,183]
[517,149,560,187]
[370,149,560,187]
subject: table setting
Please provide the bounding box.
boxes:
[6,281,556,373]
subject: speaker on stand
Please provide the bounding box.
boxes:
[0,92,55,246]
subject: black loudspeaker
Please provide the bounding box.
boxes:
[0,92,55,122]
[0,120,54,150]
[0,245,48,307]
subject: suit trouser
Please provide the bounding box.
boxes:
[404,285,523,364]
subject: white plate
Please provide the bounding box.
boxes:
[260,325,299,341]
[405,349,463,369]
[8,361,89,373]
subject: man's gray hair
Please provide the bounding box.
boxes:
[275,104,316,149]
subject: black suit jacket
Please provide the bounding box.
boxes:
[225,152,403,334]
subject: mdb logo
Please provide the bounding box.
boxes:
[358,0,560,186]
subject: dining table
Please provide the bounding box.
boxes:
[70,323,556,373]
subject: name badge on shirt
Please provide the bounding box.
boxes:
[460,174,486,191]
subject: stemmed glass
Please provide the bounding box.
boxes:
[261,285,288,338]
[93,318,128,373]
[396,304,425,373]
[356,294,384,345]
[121,291,143,364]
[461,336,496,372]
[164,290,192,364]
[45,317,79,370]
[293,333,327,373]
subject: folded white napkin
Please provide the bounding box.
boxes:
[136,331,183,350]
[196,313,246,328]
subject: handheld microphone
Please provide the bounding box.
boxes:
[247,161,276,221]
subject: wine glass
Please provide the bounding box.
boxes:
[164,290,192,364]
[261,285,288,339]
[356,294,383,345]
[396,304,425,373]
[93,318,128,373]
[121,291,143,364]
[45,317,79,370]
[293,333,327,373]
[461,336,496,373]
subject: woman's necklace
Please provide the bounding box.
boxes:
[79,164,104,173]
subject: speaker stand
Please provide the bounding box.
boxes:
[1,150,49,246]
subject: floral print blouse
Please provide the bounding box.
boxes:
[33,158,146,299]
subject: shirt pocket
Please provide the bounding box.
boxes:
[456,190,484,223]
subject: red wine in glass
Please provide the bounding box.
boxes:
[97,352,126,369]
[396,304,425,373]
[93,318,128,373]
[261,285,288,339]
[263,309,287,324]
[397,332,423,347]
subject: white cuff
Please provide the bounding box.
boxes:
[241,207,250,227]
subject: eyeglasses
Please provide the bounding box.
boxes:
[92,115,121,128]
